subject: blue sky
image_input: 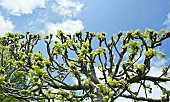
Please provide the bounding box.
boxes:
[1,0,170,58]
[1,0,170,101]
[1,1,170,34]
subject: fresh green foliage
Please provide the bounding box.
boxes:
[0,29,170,102]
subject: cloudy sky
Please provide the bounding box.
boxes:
[1,0,170,101]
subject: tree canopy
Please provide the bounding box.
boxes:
[0,29,170,102]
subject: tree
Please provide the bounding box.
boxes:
[0,29,170,102]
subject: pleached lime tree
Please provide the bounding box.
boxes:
[0,29,170,102]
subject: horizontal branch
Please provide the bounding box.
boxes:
[121,94,162,102]
[47,81,90,90]
[128,75,170,83]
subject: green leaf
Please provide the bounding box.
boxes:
[162,88,166,95]
[159,52,166,58]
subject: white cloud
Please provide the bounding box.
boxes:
[45,0,85,41]
[0,15,14,36]
[23,13,48,34]
[0,0,46,16]
[164,13,170,29]
[46,19,84,34]
[149,57,168,77]
[52,0,84,17]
